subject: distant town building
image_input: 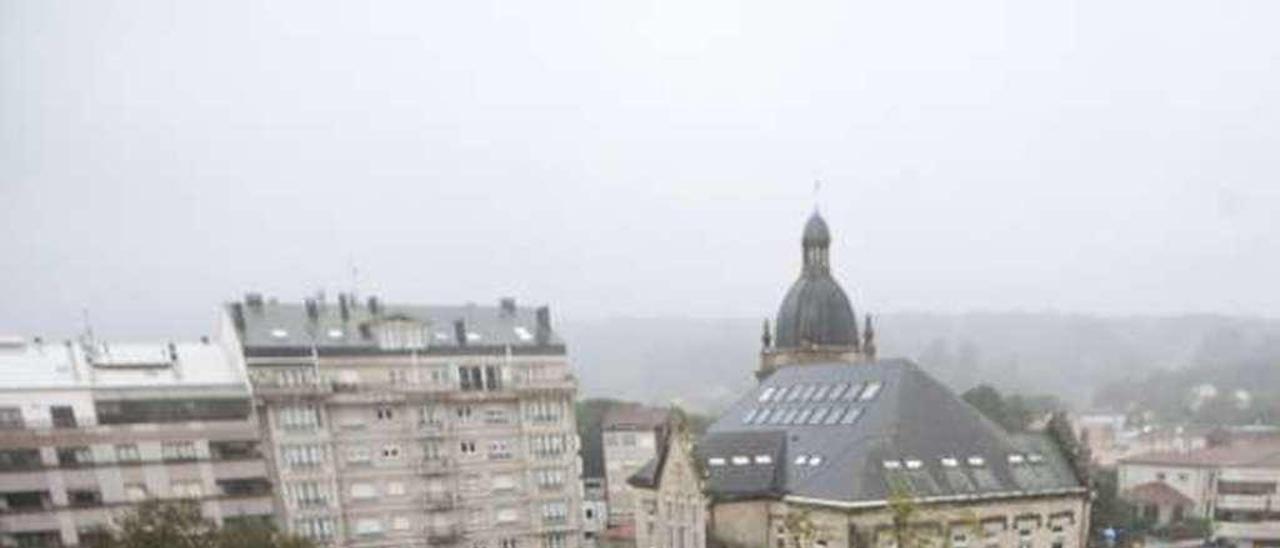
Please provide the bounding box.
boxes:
[1119,438,1280,546]
[0,337,272,548]
[627,415,707,548]
[601,404,670,527]
[693,212,1092,548]
[1074,414,1209,468]
[225,294,584,548]
[581,477,608,546]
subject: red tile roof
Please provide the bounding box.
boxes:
[1122,481,1194,507]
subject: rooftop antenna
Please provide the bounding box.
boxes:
[349,256,360,303]
[812,176,823,213]
[80,307,95,346]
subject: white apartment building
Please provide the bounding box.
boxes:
[0,336,273,548]
[224,294,584,548]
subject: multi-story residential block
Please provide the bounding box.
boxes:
[0,336,273,548]
[1119,438,1280,547]
[601,405,669,528]
[222,294,584,548]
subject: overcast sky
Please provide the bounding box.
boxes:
[3,0,1280,339]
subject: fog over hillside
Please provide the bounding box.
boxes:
[561,313,1280,413]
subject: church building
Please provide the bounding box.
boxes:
[632,211,1091,548]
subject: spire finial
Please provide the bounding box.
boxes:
[812,177,822,212]
[761,319,773,349]
[863,314,877,361]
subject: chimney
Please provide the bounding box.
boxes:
[500,297,517,316]
[368,296,381,316]
[338,294,350,321]
[167,342,178,362]
[244,292,264,310]
[305,298,319,321]
[535,306,552,345]
[454,319,467,347]
[230,303,246,332]
[200,336,210,345]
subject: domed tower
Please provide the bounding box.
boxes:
[759,212,875,378]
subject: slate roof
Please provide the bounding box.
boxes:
[699,359,1086,506]
[230,298,564,356]
[775,212,858,349]
[603,404,670,431]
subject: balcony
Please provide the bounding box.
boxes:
[427,526,464,545]
[1216,520,1280,540]
[1218,494,1280,511]
[418,458,453,476]
[250,382,333,398]
[423,493,457,512]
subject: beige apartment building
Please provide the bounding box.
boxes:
[0,336,273,548]
[1119,439,1280,547]
[627,417,706,548]
[224,294,584,548]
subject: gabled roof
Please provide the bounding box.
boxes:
[603,405,670,431]
[1123,481,1194,507]
[700,359,1086,506]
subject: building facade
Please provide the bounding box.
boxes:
[696,212,1092,548]
[1119,439,1280,547]
[627,417,707,548]
[0,337,273,548]
[601,405,669,528]
[224,294,584,548]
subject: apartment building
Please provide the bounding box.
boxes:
[1119,439,1280,547]
[0,336,273,548]
[223,294,583,548]
[601,405,669,528]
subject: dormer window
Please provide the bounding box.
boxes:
[375,319,428,350]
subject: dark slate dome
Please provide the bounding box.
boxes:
[774,212,858,348]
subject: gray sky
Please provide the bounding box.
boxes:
[3,0,1280,339]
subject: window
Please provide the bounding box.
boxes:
[348,447,371,464]
[486,408,509,424]
[742,408,759,424]
[68,489,103,507]
[808,407,829,425]
[116,444,141,463]
[354,518,384,536]
[1156,472,1166,481]
[289,481,328,508]
[173,480,203,498]
[57,446,93,467]
[823,406,846,425]
[535,468,565,489]
[967,456,986,466]
[294,518,335,540]
[459,366,485,391]
[125,483,148,502]
[376,406,395,421]
[489,440,513,460]
[485,365,502,390]
[754,455,773,464]
[393,516,412,531]
[496,507,520,523]
[859,382,883,401]
[382,445,401,460]
[731,456,750,466]
[351,482,377,499]
[277,405,320,430]
[786,385,807,402]
[757,387,776,402]
[460,441,477,455]
[812,384,831,401]
[839,407,863,425]
[281,444,325,468]
[388,482,406,496]
[841,383,865,401]
[941,457,959,467]
[0,407,23,430]
[542,501,569,524]
[162,441,198,462]
[708,457,726,466]
[51,405,77,428]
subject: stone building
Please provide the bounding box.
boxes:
[696,212,1092,548]
[0,336,273,547]
[627,415,708,548]
[224,294,584,548]
[601,404,670,527]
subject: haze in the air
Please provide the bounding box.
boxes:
[3,0,1280,341]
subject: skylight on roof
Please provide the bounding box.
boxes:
[514,327,533,341]
[742,408,759,424]
[754,455,773,465]
[782,408,801,425]
[839,407,863,425]
[465,332,481,341]
[812,384,831,401]
[794,455,809,466]
[327,328,344,339]
[786,384,806,402]
[270,329,288,339]
[795,408,814,425]
[758,387,776,402]
[1008,454,1026,465]
[808,456,823,466]
[756,408,775,425]
[823,406,845,425]
[708,457,727,467]
[731,456,750,466]
[808,407,830,425]
[800,384,819,401]
[883,460,903,470]
[859,381,883,401]
[941,457,959,468]
[967,456,986,466]
[904,459,923,470]
[772,386,791,402]
[1028,453,1046,464]
[829,383,850,401]
[842,383,865,401]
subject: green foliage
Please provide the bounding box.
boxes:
[961,384,1063,432]
[90,500,313,548]
[779,508,821,548]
